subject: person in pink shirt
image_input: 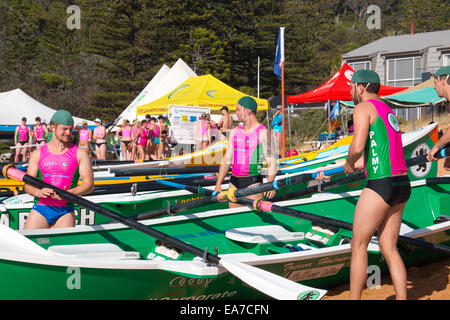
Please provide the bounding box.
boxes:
[14,117,32,162]
[134,120,149,161]
[75,121,92,153]
[24,109,94,229]
[130,119,140,160]
[115,119,133,160]
[93,118,107,160]
[32,117,49,147]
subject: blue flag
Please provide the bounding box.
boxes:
[273,27,284,80]
[330,101,340,120]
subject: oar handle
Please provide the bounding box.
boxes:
[0,164,222,265]
[406,147,450,167]
[156,179,218,196]
[311,166,344,179]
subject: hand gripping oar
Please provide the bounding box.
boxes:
[131,148,450,221]
[237,197,450,255]
[0,164,327,300]
[130,167,343,221]
[273,147,450,202]
[218,166,345,201]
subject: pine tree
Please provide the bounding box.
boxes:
[85,0,160,122]
[2,0,42,85]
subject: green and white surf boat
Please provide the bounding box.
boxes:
[0,123,439,230]
[0,175,448,300]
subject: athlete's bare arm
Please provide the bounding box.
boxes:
[345,102,371,173]
[24,149,55,199]
[259,128,277,198]
[428,129,450,161]
[69,148,94,196]
[215,129,235,193]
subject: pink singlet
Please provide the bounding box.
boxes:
[137,128,149,146]
[232,124,266,176]
[122,126,132,138]
[17,125,30,142]
[36,144,80,206]
[94,126,105,139]
[79,129,90,141]
[34,125,44,140]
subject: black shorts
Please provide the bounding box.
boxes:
[230,175,263,189]
[366,175,411,206]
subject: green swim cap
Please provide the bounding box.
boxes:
[351,69,380,84]
[434,66,450,77]
[50,109,74,126]
[237,96,257,112]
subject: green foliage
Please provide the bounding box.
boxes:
[40,72,73,88]
[290,109,328,145]
[0,0,448,124]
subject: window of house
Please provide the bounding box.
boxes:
[386,56,422,87]
[443,53,450,66]
[348,61,371,71]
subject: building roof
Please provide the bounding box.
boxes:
[343,29,450,59]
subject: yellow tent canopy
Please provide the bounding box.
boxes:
[136,75,268,115]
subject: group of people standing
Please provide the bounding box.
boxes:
[115,114,170,161]
[196,106,234,151]
[14,117,49,162]
[74,118,107,160]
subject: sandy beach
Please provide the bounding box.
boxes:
[323,158,450,300]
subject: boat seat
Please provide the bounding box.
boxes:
[225,225,305,244]
[47,243,141,260]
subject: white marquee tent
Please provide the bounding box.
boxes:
[108,58,197,131]
[0,88,94,132]
[134,58,197,115]
[114,64,171,125]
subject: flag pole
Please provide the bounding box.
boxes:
[280,28,286,158]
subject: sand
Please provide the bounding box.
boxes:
[323,158,450,300]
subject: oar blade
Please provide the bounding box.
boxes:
[219,259,327,300]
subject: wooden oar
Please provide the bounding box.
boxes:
[156,179,219,197]
[237,197,450,255]
[156,172,450,255]
[111,165,221,177]
[226,166,345,200]
[131,148,450,221]
[274,147,450,202]
[0,164,327,300]
[90,174,222,196]
[130,166,344,221]
[10,144,40,149]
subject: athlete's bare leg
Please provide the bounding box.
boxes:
[349,187,390,300]
[378,201,408,300]
[24,210,50,230]
[51,212,76,229]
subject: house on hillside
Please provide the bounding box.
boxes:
[342,29,450,120]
